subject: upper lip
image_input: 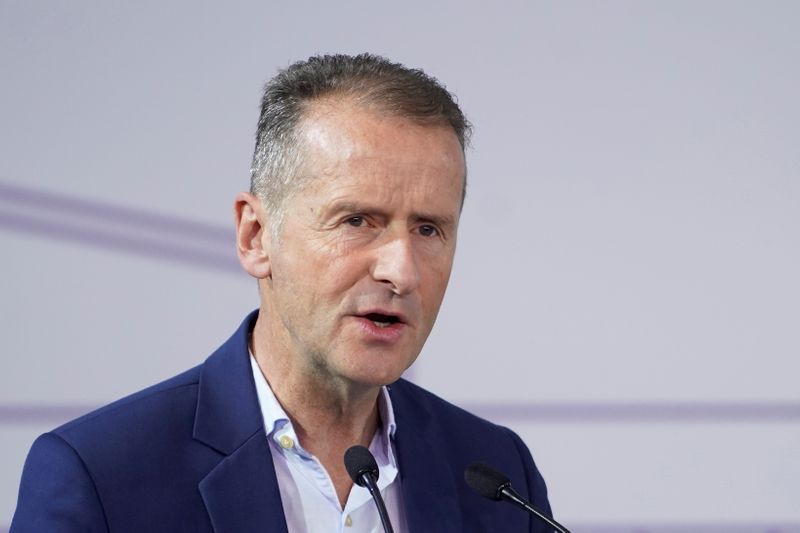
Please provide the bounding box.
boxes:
[355,308,409,325]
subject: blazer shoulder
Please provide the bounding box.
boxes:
[12,432,110,533]
[53,364,202,441]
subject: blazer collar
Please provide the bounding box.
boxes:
[193,310,262,454]
[193,310,289,533]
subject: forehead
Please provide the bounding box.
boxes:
[295,99,466,194]
[270,102,467,249]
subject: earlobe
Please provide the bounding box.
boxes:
[234,192,272,279]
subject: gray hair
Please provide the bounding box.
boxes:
[249,53,471,227]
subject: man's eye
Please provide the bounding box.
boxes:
[418,224,439,237]
[345,216,366,227]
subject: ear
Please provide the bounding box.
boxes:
[234,192,272,279]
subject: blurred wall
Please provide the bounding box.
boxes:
[1,1,798,531]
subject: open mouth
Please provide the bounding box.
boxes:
[363,312,401,328]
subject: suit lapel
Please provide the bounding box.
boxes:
[193,311,289,533]
[198,431,288,533]
[391,382,463,533]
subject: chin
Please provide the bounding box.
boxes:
[346,369,404,388]
[332,345,419,387]
[340,360,410,388]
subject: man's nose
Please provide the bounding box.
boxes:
[370,234,420,296]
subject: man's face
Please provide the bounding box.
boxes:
[262,101,465,389]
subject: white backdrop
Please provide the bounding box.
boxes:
[2,1,799,531]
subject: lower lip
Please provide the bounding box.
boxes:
[353,317,406,343]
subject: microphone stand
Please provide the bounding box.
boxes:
[357,470,394,533]
[500,485,570,533]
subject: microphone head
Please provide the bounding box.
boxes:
[344,445,379,487]
[464,462,511,501]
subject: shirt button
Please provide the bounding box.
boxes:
[278,435,294,449]
[344,515,353,527]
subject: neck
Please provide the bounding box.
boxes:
[250,313,381,441]
[250,312,382,506]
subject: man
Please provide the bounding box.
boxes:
[12,54,552,532]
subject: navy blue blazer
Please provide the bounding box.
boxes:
[11,312,552,532]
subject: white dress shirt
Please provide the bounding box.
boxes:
[249,355,408,532]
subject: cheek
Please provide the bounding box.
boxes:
[305,252,367,303]
[420,265,453,316]
[428,254,455,290]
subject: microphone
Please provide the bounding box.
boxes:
[344,445,395,533]
[465,462,571,533]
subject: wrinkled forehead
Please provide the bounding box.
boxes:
[295,97,467,193]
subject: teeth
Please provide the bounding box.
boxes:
[372,320,391,328]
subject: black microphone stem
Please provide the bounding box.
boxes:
[360,472,394,533]
[343,445,395,533]
[500,486,570,533]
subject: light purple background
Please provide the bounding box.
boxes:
[2,2,799,531]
